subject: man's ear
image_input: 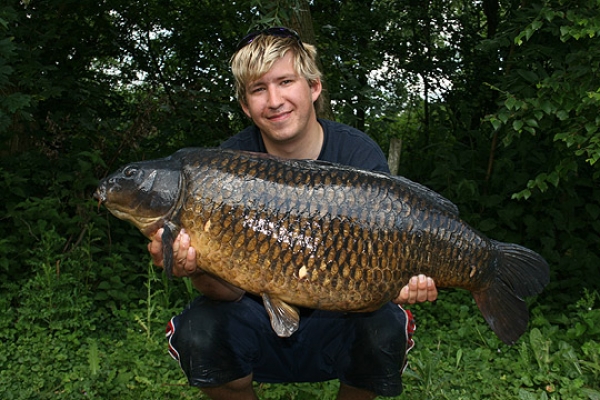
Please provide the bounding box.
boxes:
[310,79,322,103]
[240,99,252,119]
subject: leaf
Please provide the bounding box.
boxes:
[531,20,543,31]
[517,69,539,83]
[560,26,572,40]
[498,110,510,124]
[490,117,502,131]
[513,120,524,131]
[581,388,600,400]
[540,100,554,115]
[455,348,463,368]
[88,339,100,376]
[585,121,598,134]
[525,118,539,128]
[547,171,560,187]
[556,110,569,120]
[505,96,517,110]
[512,188,531,200]
[585,203,600,219]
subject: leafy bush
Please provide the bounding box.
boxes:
[0,226,194,399]
[1,209,598,399]
[399,290,600,400]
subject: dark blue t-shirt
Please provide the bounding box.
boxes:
[220,119,390,173]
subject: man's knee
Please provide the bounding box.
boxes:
[354,304,409,350]
[339,304,411,396]
[167,298,256,387]
[170,300,227,353]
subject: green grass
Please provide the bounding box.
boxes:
[1,228,599,399]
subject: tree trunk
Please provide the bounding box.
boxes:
[388,138,403,175]
[289,0,335,120]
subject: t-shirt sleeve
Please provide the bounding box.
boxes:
[318,119,390,173]
[342,139,390,173]
[219,125,265,152]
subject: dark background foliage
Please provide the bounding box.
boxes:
[1,0,598,398]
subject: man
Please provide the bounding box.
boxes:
[148,27,438,400]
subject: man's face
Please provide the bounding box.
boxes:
[241,52,322,145]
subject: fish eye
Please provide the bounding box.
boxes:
[123,166,138,177]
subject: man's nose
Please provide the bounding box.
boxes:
[267,86,284,108]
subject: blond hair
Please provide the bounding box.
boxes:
[230,34,323,111]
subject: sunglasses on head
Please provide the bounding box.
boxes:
[236,27,302,51]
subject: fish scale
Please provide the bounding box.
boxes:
[95,147,549,344]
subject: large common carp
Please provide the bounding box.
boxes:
[94,148,549,344]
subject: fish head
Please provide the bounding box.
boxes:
[95,157,183,238]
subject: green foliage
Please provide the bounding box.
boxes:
[0,5,33,136]
[485,0,600,198]
[0,225,194,399]
[395,290,600,400]
[249,0,304,30]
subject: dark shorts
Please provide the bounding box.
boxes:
[166,295,416,397]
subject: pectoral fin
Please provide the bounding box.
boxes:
[161,225,174,279]
[261,293,300,337]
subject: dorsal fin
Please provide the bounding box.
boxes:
[390,174,460,216]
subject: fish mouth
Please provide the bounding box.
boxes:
[93,186,107,210]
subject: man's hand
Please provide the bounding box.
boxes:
[394,274,438,306]
[148,228,198,278]
[147,229,245,301]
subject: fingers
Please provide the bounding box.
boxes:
[393,274,438,305]
[180,239,199,276]
[422,275,438,302]
[397,285,410,305]
[147,229,198,277]
[148,228,165,267]
[171,230,199,278]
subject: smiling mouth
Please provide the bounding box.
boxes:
[268,111,292,121]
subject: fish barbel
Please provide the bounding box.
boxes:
[94,148,549,344]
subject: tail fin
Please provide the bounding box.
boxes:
[472,241,549,345]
